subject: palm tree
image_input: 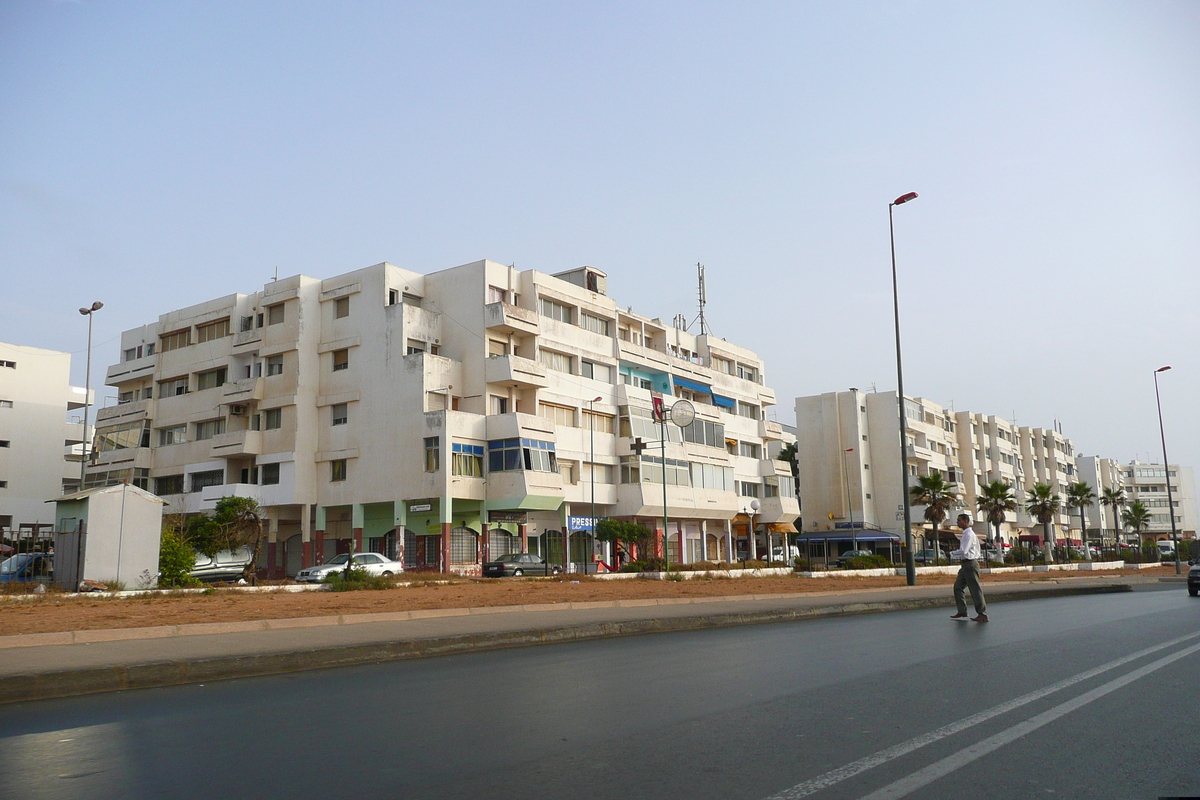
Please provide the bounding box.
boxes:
[910,472,958,564]
[1122,501,1152,546]
[1065,481,1096,561]
[1101,487,1126,552]
[977,480,1017,556]
[1025,483,1061,564]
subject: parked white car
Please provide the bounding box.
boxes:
[295,552,404,583]
[190,547,255,582]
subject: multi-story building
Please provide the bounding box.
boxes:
[795,389,1078,551]
[91,260,797,575]
[1120,460,1197,541]
[0,342,92,535]
[1075,456,1126,543]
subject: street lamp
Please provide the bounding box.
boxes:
[842,447,857,552]
[587,395,602,571]
[1153,366,1181,575]
[78,301,104,489]
[889,192,918,585]
[750,498,761,564]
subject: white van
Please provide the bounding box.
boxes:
[1156,540,1176,558]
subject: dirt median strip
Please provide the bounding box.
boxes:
[0,582,1134,705]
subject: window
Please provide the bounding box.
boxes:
[331,403,348,426]
[124,348,138,361]
[691,462,735,491]
[582,410,615,434]
[739,481,760,498]
[580,312,611,336]
[539,297,574,323]
[0,440,9,448]
[196,367,227,391]
[260,463,281,485]
[488,438,558,473]
[0,400,11,409]
[335,296,350,318]
[155,475,185,495]
[263,408,282,429]
[332,349,349,371]
[618,404,682,443]
[491,396,509,415]
[737,401,760,420]
[488,339,509,357]
[451,443,484,477]
[196,318,230,343]
[538,349,573,374]
[406,339,426,355]
[190,470,224,492]
[739,441,761,459]
[583,462,615,484]
[581,360,612,382]
[488,285,509,304]
[158,425,187,446]
[267,303,285,325]
[682,418,725,449]
[538,402,577,428]
[266,356,283,376]
[388,289,400,305]
[240,316,254,332]
[634,455,692,486]
[619,456,640,484]
[158,377,189,398]
[560,460,577,484]
[160,329,190,353]
[0,360,15,369]
[736,363,758,382]
[195,419,225,441]
[330,459,347,481]
[425,437,440,472]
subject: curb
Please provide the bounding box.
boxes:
[0,582,1132,705]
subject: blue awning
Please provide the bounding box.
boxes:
[672,376,712,395]
[712,393,735,409]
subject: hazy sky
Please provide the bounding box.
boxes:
[2,1,1197,472]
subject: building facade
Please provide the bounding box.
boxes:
[795,389,1079,550]
[90,260,797,575]
[0,342,91,536]
[1119,460,1197,542]
[1075,456,1126,543]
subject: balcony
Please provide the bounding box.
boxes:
[223,377,264,403]
[209,429,263,458]
[484,355,549,389]
[483,302,539,335]
[233,327,262,348]
[758,419,783,440]
[199,482,263,510]
[105,354,157,387]
[96,397,151,424]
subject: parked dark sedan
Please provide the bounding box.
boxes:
[482,553,563,577]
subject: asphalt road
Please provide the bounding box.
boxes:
[0,584,1195,800]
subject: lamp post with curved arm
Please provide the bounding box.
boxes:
[78,301,103,488]
[1153,366,1181,575]
[890,192,918,585]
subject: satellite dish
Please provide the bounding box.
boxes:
[669,399,696,428]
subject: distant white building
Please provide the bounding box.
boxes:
[91,259,798,575]
[0,342,92,535]
[1075,456,1126,543]
[1119,460,1197,541]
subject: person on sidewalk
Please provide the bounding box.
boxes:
[949,512,988,623]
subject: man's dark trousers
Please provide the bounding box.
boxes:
[954,558,987,616]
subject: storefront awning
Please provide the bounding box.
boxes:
[712,393,736,409]
[767,522,798,534]
[795,532,901,543]
[1018,534,1043,544]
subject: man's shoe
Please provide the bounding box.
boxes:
[950,613,968,620]
[971,614,989,623]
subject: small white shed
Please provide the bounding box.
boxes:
[50,484,166,590]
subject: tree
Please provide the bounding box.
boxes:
[1101,487,1126,550]
[1025,483,1061,564]
[976,480,1017,552]
[210,496,265,583]
[777,441,799,484]
[158,522,201,588]
[1065,481,1096,561]
[594,519,652,562]
[1122,501,1152,542]
[910,473,958,563]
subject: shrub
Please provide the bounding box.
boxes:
[1006,547,1032,565]
[664,571,686,582]
[685,561,720,572]
[1141,541,1160,562]
[158,528,202,588]
[842,554,891,570]
[793,557,811,571]
[323,566,393,591]
[621,557,667,573]
[741,559,768,569]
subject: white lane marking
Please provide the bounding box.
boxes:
[764,630,1200,800]
[858,639,1200,800]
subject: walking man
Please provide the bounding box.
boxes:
[949,512,988,622]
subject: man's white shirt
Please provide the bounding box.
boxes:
[951,526,981,561]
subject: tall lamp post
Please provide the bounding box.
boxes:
[587,395,602,570]
[889,192,918,585]
[1153,366,1181,575]
[78,301,104,489]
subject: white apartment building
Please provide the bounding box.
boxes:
[1076,456,1126,542]
[1120,460,1197,541]
[91,260,797,575]
[795,389,1078,551]
[0,342,92,535]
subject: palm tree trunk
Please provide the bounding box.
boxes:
[1044,520,1054,564]
[1081,508,1091,561]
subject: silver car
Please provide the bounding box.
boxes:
[295,552,405,583]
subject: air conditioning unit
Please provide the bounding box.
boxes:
[229,404,247,416]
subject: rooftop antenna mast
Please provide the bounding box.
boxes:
[690,262,710,336]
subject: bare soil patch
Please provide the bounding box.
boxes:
[0,567,1172,636]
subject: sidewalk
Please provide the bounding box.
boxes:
[0,576,1149,705]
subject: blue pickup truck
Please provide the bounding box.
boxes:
[0,552,54,584]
